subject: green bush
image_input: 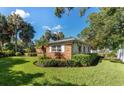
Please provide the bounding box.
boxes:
[72,53,99,66]
[15,52,22,56]
[38,55,48,60]
[106,51,116,58]
[39,59,67,67]
[72,54,91,66]
[37,54,100,67]
[3,50,15,56]
[24,52,37,56]
[24,48,31,53]
[3,43,14,50]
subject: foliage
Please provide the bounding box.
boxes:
[3,43,15,50]
[38,53,100,67]
[19,22,35,47]
[0,13,35,52]
[2,50,15,56]
[54,7,89,18]
[28,53,37,56]
[51,31,64,41]
[24,52,37,56]
[15,52,22,56]
[78,8,124,50]
[38,55,49,60]
[72,53,100,66]
[35,38,48,48]
[105,51,117,58]
[0,14,10,50]
[24,48,32,53]
[39,59,67,67]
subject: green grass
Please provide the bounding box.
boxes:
[0,56,124,86]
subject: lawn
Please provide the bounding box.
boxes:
[0,56,124,86]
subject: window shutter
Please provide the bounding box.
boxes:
[61,45,64,52]
[49,46,51,52]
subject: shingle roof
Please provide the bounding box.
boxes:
[49,37,77,44]
[49,37,86,44]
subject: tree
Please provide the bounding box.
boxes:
[78,8,124,50]
[19,22,35,48]
[0,14,9,51]
[55,7,89,18]
[44,30,51,41]
[51,31,64,41]
[35,36,48,56]
[7,13,24,52]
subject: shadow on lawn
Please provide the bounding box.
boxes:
[0,57,44,86]
[90,56,103,66]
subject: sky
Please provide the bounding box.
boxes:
[0,7,100,40]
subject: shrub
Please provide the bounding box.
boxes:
[3,43,14,50]
[24,52,37,56]
[106,51,116,58]
[15,52,22,56]
[24,48,31,53]
[38,55,48,60]
[24,53,28,56]
[3,50,15,56]
[37,54,100,67]
[39,59,67,67]
[72,54,91,66]
[72,53,99,66]
[28,53,37,56]
[0,52,4,57]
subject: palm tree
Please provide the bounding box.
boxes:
[58,32,64,40]
[35,37,48,56]
[51,31,64,41]
[7,13,24,52]
[44,30,51,41]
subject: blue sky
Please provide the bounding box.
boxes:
[0,7,100,40]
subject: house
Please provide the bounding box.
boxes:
[36,38,91,59]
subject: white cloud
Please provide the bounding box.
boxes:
[11,9,30,18]
[52,25,63,31]
[42,26,51,30]
[42,25,63,32]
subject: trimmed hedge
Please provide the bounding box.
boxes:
[37,53,100,67]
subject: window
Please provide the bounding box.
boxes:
[49,45,64,52]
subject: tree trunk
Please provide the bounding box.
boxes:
[15,28,18,52]
[0,41,2,52]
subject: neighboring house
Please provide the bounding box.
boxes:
[36,38,91,59]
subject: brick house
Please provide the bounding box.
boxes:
[36,38,91,59]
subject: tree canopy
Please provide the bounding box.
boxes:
[78,8,124,50]
[0,13,35,51]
